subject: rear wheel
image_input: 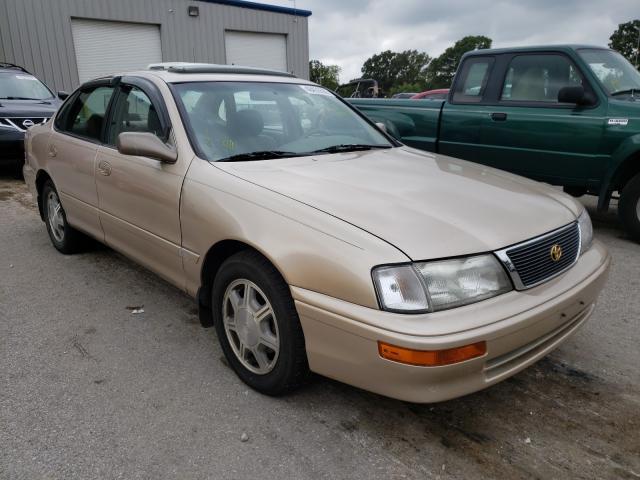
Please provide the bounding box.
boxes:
[619,173,640,242]
[212,250,309,395]
[42,180,88,254]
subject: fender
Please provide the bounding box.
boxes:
[598,133,640,212]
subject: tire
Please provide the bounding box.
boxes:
[42,180,87,254]
[619,173,640,242]
[212,250,309,395]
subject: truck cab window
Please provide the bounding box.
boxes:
[452,58,494,103]
[501,54,583,103]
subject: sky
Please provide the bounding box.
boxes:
[260,0,639,83]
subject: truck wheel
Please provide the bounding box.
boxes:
[42,180,88,254]
[619,173,640,242]
[212,250,309,396]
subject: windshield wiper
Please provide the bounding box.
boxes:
[611,89,638,97]
[0,96,43,100]
[217,150,300,162]
[308,144,393,154]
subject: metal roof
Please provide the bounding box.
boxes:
[199,0,312,17]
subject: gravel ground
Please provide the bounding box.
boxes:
[1,175,639,480]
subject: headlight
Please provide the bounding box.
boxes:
[371,265,429,313]
[372,254,512,313]
[578,209,593,254]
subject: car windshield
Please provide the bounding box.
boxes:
[172,81,393,161]
[578,49,640,96]
[0,72,53,100]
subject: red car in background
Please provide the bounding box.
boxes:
[411,88,449,100]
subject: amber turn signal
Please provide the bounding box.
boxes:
[377,341,487,367]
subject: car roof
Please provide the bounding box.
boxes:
[463,44,611,57]
[88,69,317,87]
[82,62,317,87]
[0,62,31,74]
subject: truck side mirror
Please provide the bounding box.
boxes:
[558,86,590,105]
[57,91,69,100]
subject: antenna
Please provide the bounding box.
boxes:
[289,0,298,22]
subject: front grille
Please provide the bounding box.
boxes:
[497,222,580,289]
[0,117,49,132]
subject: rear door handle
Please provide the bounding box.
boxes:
[490,112,507,121]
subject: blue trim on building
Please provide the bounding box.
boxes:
[200,0,312,17]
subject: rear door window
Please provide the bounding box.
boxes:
[57,86,115,142]
[452,57,494,103]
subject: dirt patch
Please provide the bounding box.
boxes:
[321,356,640,479]
[0,179,37,211]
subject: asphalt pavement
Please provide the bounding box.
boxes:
[1,175,639,479]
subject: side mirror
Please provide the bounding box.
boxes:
[558,86,589,105]
[117,132,177,164]
[375,122,388,134]
[57,91,69,100]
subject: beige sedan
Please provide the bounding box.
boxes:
[24,65,610,403]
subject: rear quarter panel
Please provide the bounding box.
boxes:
[24,122,52,192]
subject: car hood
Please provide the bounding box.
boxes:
[0,98,60,117]
[217,147,580,260]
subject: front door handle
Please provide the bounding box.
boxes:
[490,112,507,121]
[97,160,112,176]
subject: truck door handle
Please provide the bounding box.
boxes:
[491,112,507,121]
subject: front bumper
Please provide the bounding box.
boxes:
[0,128,25,165]
[292,241,610,403]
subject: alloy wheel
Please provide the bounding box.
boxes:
[46,190,65,243]
[222,279,280,374]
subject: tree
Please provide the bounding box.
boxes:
[609,20,640,69]
[388,82,423,97]
[360,50,431,93]
[309,60,341,90]
[425,36,492,89]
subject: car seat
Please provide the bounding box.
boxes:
[227,109,276,153]
[511,67,547,101]
[147,105,163,138]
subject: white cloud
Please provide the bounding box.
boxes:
[261,0,638,83]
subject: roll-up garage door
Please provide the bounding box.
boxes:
[71,19,162,83]
[225,31,287,72]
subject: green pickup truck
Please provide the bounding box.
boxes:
[349,45,640,240]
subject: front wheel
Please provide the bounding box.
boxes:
[619,173,640,242]
[212,250,309,395]
[42,180,88,254]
